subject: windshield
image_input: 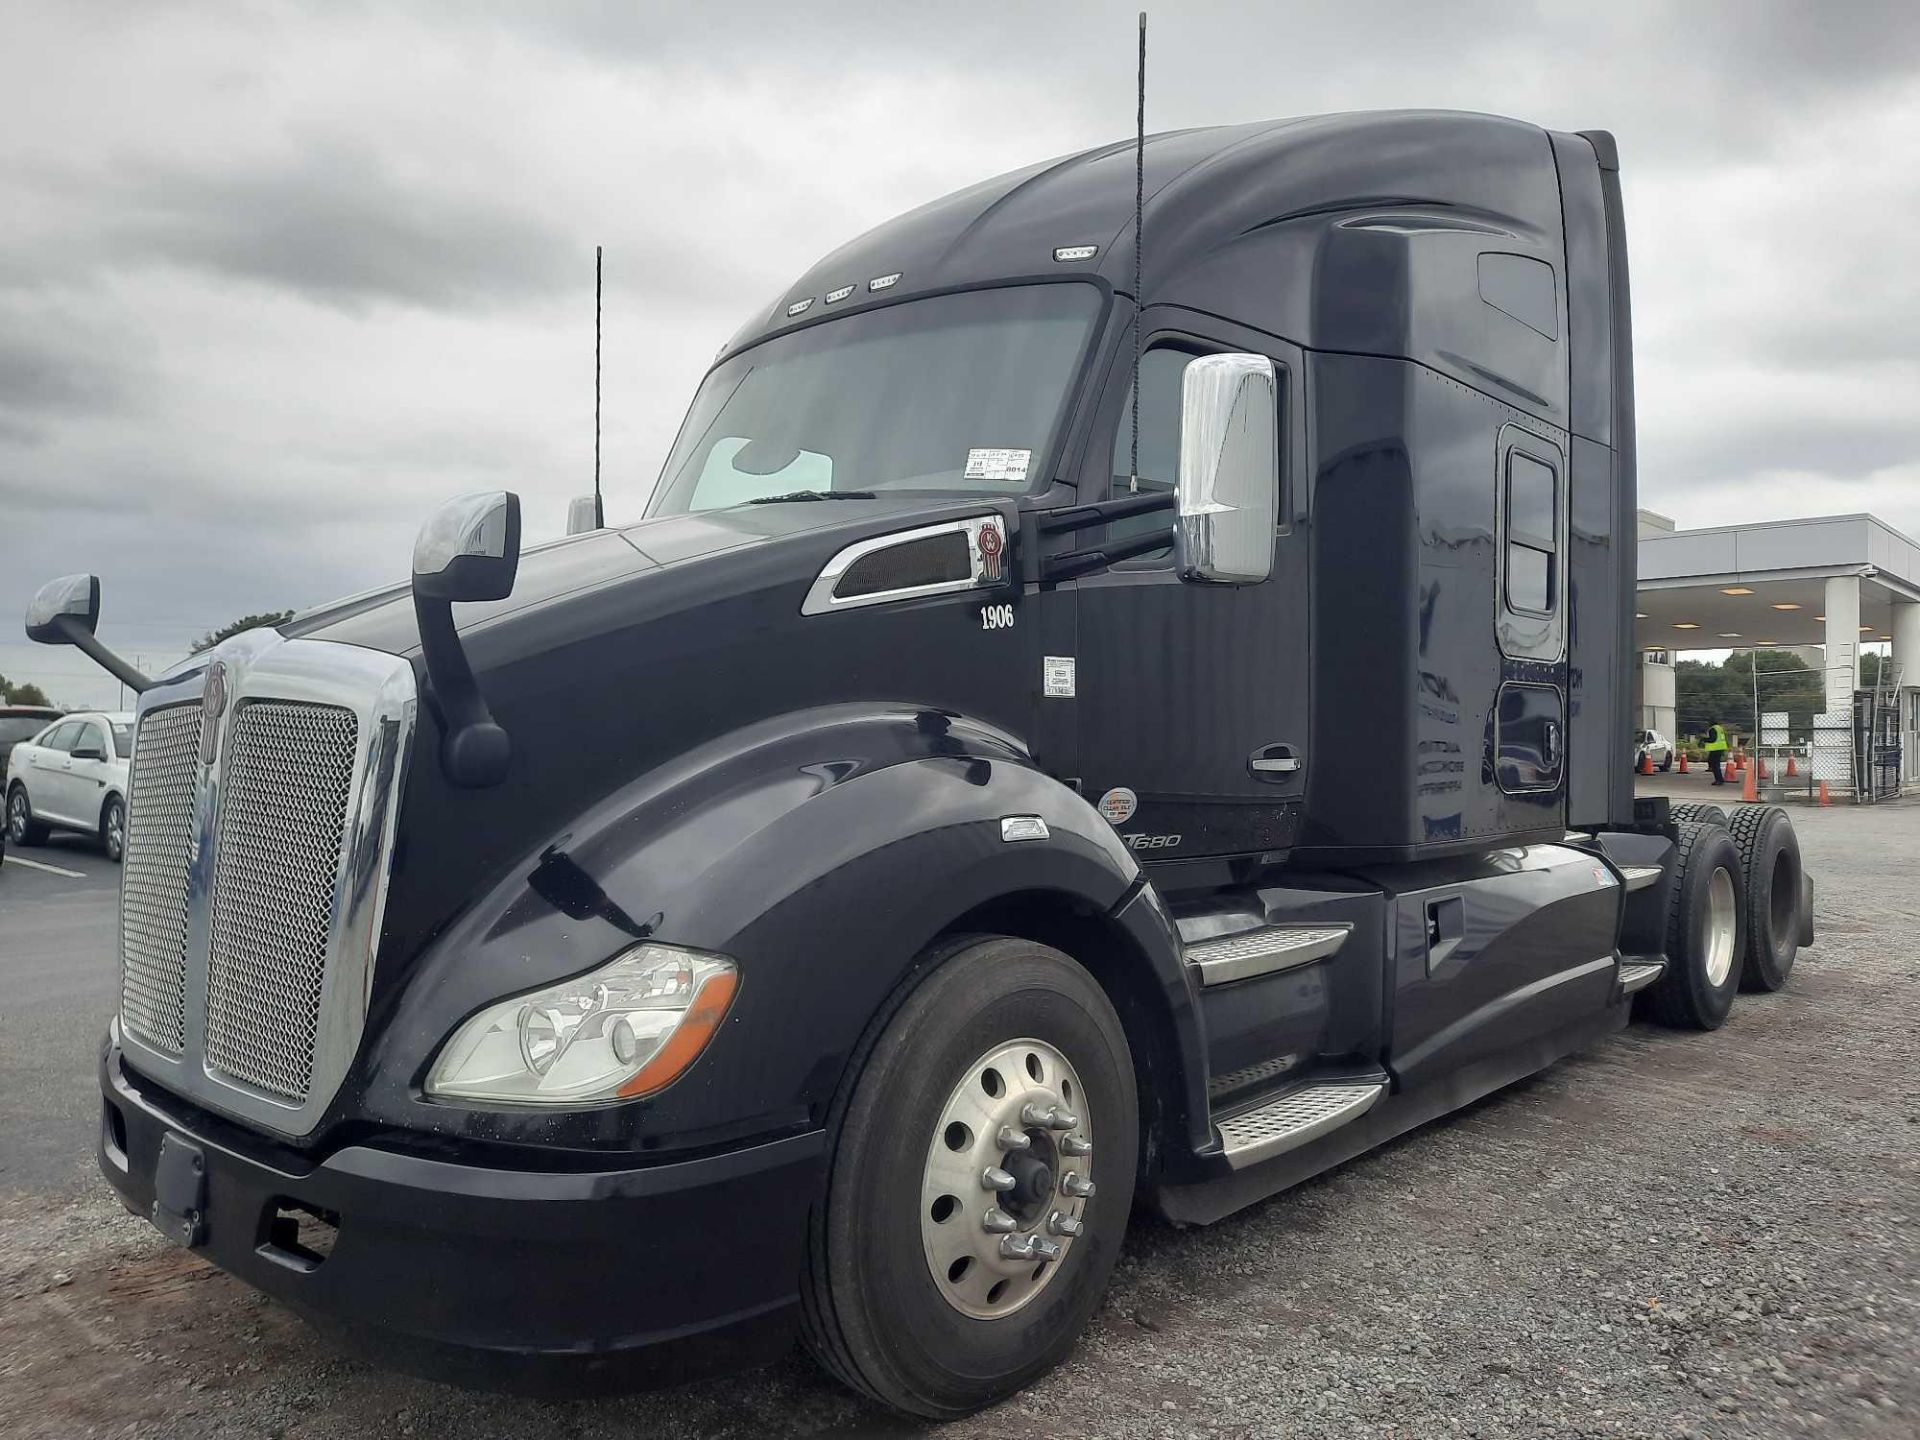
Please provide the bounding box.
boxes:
[647,284,1102,515]
[0,717,52,745]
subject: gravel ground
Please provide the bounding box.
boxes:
[1,800,1913,1439]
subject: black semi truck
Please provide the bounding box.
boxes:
[30,110,1813,1417]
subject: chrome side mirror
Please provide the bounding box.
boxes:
[1175,354,1278,585]
[412,491,522,602]
[565,494,603,536]
[25,573,101,642]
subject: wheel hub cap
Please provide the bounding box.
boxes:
[920,1037,1093,1319]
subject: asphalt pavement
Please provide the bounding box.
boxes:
[0,834,121,1197]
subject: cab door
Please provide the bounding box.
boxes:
[24,719,84,825]
[1068,315,1309,860]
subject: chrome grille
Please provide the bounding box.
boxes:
[203,701,359,1102]
[118,704,203,1053]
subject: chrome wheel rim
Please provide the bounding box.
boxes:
[920,1037,1092,1319]
[106,803,124,857]
[1705,866,1737,987]
[7,793,24,841]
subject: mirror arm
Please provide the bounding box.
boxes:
[1038,491,1175,535]
[1041,527,1176,583]
[53,615,152,694]
[413,594,511,788]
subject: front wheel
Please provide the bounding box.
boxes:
[1659,753,1673,772]
[801,935,1138,1418]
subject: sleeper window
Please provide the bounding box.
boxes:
[1505,452,1557,616]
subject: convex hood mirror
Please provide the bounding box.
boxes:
[413,491,522,603]
[24,572,151,693]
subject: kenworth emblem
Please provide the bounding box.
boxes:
[199,660,229,765]
[976,520,1004,582]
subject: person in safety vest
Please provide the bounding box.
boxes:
[1703,720,1731,785]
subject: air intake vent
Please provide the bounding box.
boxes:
[835,531,971,599]
[119,703,203,1054]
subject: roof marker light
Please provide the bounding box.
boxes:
[868,272,901,292]
[825,285,855,304]
[1053,244,1099,262]
[786,298,814,317]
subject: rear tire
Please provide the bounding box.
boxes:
[1727,805,1801,992]
[1659,754,1673,772]
[6,785,49,846]
[800,935,1137,1418]
[1639,820,1746,1031]
[100,794,126,864]
[1669,801,1730,829]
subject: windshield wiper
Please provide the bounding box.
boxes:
[747,490,877,504]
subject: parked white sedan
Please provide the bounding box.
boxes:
[4,710,135,862]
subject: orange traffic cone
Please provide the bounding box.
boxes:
[1818,779,1831,807]
[1757,756,1768,781]
[1639,752,1654,775]
[1678,752,1690,774]
[1742,754,1760,802]
[1786,754,1799,778]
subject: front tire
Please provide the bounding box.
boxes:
[1659,753,1673,772]
[801,935,1137,1418]
[1640,820,1746,1030]
[7,786,48,846]
[100,794,126,864]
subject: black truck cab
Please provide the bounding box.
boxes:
[32,110,1811,1417]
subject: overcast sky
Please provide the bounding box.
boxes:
[4,0,1918,708]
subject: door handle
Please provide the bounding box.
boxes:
[1248,743,1301,779]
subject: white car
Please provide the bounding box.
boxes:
[4,710,134,862]
[1633,727,1675,773]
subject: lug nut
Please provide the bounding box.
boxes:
[982,1207,1018,1234]
[1021,1102,1079,1131]
[1031,1236,1063,1261]
[982,1166,1016,1193]
[1060,1135,1092,1156]
[996,1125,1033,1152]
[1047,1210,1085,1238]
[1060,1171,1095,1199]
[998,1234,1038,1260]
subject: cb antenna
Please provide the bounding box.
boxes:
[1129,10,1146,492]
[593,244,604,528]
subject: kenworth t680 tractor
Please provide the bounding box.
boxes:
[28,110,1813,1417]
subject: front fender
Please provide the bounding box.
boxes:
[349,706,1158,1154]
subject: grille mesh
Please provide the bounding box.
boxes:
[119,705,204,1053]
[203,701,358,1101]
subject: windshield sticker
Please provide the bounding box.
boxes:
[964,447,1032,483]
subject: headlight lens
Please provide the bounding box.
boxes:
[425,944,738,1105]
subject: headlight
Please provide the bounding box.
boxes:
[425,944,738,1105]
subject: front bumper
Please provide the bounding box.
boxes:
[99,1037,826,1393]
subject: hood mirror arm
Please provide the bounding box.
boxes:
[57,616,154,695]
[411,492,521,789]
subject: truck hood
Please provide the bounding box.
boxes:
[285,497,966,658]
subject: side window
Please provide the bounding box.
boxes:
[1496,429,1565,661]
[39,721,82,753]
[71,722,105,756]
[1106,344,1286,558]
[1105,346,1192,555]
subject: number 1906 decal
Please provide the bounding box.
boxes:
[980,603,1015,631]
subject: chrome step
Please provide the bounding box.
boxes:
[1618,959,1665,994]
[1186,923,1353,987]
[1207,1055,1300,1100]
[1216,1079,1387,1170]
[1618,864,1664,893]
